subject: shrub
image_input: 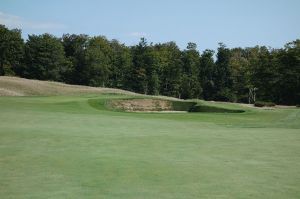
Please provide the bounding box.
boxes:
[254,101,264,107]
[254,101,276,107]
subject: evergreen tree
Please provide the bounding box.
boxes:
[180,42,202,99]
[62,34,89,84]
[129,38,151,94]
[215,43,234,101]
[84,36,112,87]
[24,34,69,81]
[0,25,24,75]
[109,39,132,89]
[229,48,250,102]
[153,42,182,97]
[199,49,216,100]
[273,40,300,104]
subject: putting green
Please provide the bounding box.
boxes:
[0,94,299,199]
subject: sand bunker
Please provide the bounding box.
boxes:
[108,99,175,112]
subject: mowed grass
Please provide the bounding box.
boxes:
[0,94,300,199]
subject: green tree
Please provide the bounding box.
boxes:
[62,34,89,84]
[84,36,112,87]
[153,42,182,97]
[180,42,202,99]
[247,46,275,102]
[0,25,24,75]
[229,48,250,102]
[215,43,234,101]
[129,38,152,94]
[199,49,216,100]
[109,39,132,89]
[149,70,160,95]
[24,34,69,81]
[274,40,300,104]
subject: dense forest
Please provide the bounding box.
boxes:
[1,25,299,105]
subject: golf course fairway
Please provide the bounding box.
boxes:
[0,94,300,198]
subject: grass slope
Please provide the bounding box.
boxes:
[0,76,138,96]
[0,94,300,199]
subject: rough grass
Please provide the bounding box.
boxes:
[0,76,138,96]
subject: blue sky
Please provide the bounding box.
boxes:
[0,0,299,51]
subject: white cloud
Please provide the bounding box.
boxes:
[129,32,148,38]
[0,11,66,30]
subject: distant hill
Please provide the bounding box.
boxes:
[0,76,138,96]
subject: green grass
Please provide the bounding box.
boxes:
[0,94,300,198]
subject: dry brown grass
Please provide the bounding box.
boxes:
[0,76,138,96]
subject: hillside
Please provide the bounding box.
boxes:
[0,76,138,96]
[1,76,295,110]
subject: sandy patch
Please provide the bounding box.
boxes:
[109,99,174,112]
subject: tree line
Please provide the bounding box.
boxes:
[1,24,299,105]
